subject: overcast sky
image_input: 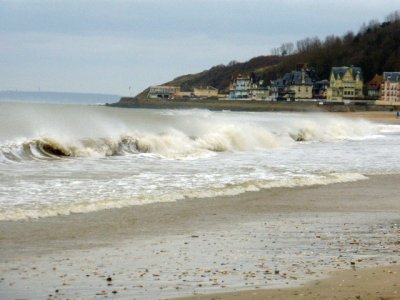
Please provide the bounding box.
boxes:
[1,0,399,95]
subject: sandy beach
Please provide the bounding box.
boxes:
[1,174,399,299]
[178,265,400,300]
[337,110,400,124]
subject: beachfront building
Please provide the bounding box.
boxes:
[193,86,218,98]
[380,72,400,103]
[228,73,267,100]
[229,74,252,99]
[270,78,292,101]
[271,68,314,101]
[148,85,180,99]
[367,74,384,99]
[326,66,364,101]
[175,90,192,98]
[313,80,330,99]
[249,84,269,100]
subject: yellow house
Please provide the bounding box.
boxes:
[291,84,312,99]
[327,66,364,101]
[272,69,313,100]
[193,86,218,98]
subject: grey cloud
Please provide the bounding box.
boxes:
[0,0,399,94]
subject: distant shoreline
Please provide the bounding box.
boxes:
[0,90,121,105]
[108,97,400,113]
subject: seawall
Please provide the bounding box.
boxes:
[108,97,398,112]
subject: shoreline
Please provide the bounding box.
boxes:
[107,99,400,124]
[176,264,400,300]
[109,97,400,113]
[337,110,400,124]
[2,174,400,256]
[1,175,400,299]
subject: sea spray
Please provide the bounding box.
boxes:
[0,109,380,161]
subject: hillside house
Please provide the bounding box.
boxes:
[380,72,400,103]
[326,66,364,101]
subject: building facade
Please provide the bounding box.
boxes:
[367,74,383,99]
[380,72,400,103]
[326,66,364,101]
[228,73,267,100]
[148,85,180,99]
[229,74,252,99]
[193,86,218,98]
[313,80,330,99]
[175,91,192,98]
[271,69,314,100]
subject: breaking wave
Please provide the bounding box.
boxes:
[0,127,279,162]
[0,103,389,162]
[0,119,383,162]
[0,125,376,161]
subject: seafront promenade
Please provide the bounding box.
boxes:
[109,97,399,113]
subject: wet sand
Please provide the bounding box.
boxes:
[178,265,400,300]
[336,110,400,123]
[1,175,399,299]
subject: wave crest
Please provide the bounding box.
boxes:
[0,127,281,161]
[0,116,383,162]
[30,137,73,157]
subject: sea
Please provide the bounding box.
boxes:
[1,98,400,221]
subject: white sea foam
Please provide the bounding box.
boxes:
[0,172,368,221]
[377,124,400,133]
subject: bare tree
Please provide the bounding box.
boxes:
[277,42,295,56]
[228,60,239,67]
[296,37,321,53]
[368,19,380,30]
[359,22,368,34]
[342,31,354,45]
[285,42,295,55]
[385,10,400,22]
[270,47,280,56]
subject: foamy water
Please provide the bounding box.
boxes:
[1,102,400,220]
